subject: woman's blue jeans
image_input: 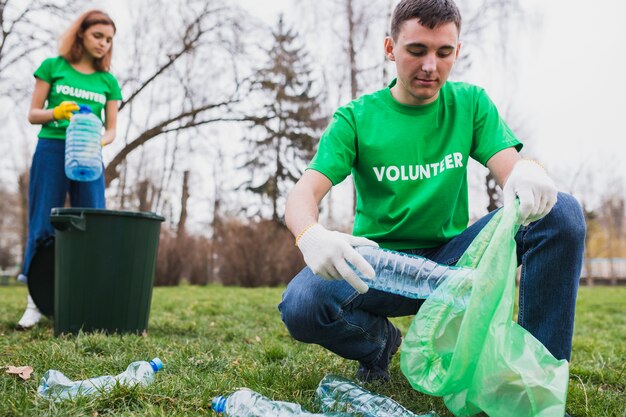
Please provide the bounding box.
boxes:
[21,138,105,278]
[279,192,585,368]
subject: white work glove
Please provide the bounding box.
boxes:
[296,223,378,294]
[503,160,557,226]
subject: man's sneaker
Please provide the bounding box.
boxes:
[16,295,43,329]
[355,323,402,383]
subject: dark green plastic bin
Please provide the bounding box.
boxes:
[50,208,164,336]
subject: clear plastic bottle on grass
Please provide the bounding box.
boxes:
[38,357,163,401]
[353,246,472,299]
[212,388,352,416]
[316,374,439,417]
[65,104,103,181]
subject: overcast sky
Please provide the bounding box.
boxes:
[513,0,625,172]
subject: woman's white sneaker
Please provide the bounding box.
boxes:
[16,295,43,329]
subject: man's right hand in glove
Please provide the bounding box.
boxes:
[52,101,79,121]
[296,223,378,294]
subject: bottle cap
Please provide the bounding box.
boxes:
[78,104,92,114]
[149,357,163,372]
[211,396,227,413]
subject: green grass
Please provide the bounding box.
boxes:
[1,284,624,416]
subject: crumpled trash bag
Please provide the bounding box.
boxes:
[400,203,569,417]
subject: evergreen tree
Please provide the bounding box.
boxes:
[241,15,326,223]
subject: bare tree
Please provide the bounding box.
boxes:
[555,158,626,285]
[0,182,20,269]
[103,0,251,191]
[599,189,625,285]
[0,0,87,96]
[293,0,390,218]
[177,170,190,239]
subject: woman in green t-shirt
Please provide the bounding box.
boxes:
[17,10,122,329]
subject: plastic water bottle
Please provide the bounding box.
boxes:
[65,104,103,181]
[352,246,472,299]
[212,388,353,416]
[38,357,163,401]
[316,374,439,417]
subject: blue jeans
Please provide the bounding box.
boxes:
[21,138,105,277]
[279,192,585,367]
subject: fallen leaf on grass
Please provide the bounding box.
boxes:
[5,365,34,380]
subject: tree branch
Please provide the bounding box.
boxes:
[118,5,225,111]
[105,99,241,186]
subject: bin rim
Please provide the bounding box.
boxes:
[51,207,165,222]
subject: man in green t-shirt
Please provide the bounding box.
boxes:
[278,0,584,404]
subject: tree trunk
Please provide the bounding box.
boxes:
[210,158,223,283]
[136,179,154,212]
[177,170,190,240]
[273,140,280,223]
[18,171,29,263]
[485,172,499,213]
[347,0,358,216]
[582,204,594,287]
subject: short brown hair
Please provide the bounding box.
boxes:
[390,0,461,40]
[58,10,116,72]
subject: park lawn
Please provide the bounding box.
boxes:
[1,284,624,417]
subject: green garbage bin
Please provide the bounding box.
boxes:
[50,208,164,336]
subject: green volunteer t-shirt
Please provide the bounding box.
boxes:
[34,56,122,139]
[309,79,522,250]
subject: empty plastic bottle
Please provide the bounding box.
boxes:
[316,374,439,417]
[38,357,163,401]
[65,104,103,181]
[212,388,353,416]
[352,246,472,299]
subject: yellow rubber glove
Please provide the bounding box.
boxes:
[52,101,79,121]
